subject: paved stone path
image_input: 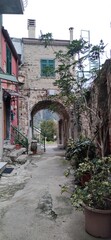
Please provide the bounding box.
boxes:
[0,144,100,240]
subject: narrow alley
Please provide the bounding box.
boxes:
[0,144,99,240]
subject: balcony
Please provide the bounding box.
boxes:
[0,0,28,14]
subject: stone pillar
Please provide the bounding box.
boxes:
[0,15,3,160]
[28,109,32,141]
[26,96,33,153]
[65,119,69,146]
[63,119,68,148]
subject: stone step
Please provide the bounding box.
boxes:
[0,162,7,174]
[10,148,27,161]
[3,144,16,157]
[3,144,16,151]
[15,154,28,164]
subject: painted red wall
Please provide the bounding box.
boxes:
[1,33,18,76]
[1,31,19,142]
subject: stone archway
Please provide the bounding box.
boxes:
[30,100,70,148]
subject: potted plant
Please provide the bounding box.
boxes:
[74,159,93,186]
[70,156,111,238]
[65,137,96,169]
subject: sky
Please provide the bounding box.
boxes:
[2,0,111,57]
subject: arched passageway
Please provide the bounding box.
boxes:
[30,100,70,148]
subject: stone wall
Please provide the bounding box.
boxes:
[80,59,111,156]
[18,39,71,145]
[19,37,111,150]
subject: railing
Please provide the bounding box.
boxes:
[11,125,29,154]
[33,126,46,152]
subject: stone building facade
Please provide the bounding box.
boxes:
[16,20,74,147]
[13,20,111,155]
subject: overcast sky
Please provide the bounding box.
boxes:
[2,0,111,57]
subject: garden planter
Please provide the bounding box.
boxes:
[84,204,111,238]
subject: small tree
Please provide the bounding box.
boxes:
[40,32,108,156]
[40,119,57,142]
[54,38,107,157]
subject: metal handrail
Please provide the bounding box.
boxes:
[11,125,29,154]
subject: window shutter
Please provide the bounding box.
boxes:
[41,59,55,77]
[6,45,12,74]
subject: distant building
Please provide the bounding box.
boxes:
[12,20,73,148]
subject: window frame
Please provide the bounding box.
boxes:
[40,59,55,77]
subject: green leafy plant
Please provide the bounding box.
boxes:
[65,136,96,168]
[74,159,93,186]
[39,32,53,48]
[71,156,111,210]
[54,38,107,158]
[40,119,57,142]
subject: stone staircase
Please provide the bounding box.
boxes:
[2,144,28,165]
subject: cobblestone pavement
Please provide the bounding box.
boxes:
[0,144,102,240]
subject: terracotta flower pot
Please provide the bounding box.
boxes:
[80,173,91,186]
[84,204,111,238]
[15,144,21,150]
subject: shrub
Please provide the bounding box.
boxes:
[66,136,96,168]
[71,156,111,210]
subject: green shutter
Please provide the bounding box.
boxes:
[6,45,12,74]
[41,59,55,77]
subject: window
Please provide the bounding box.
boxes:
[6,45,12,74]
[41,59,55,77]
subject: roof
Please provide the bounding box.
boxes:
[0,0,24,14]
[22,38,70,47]
[3,89,23,98]
[0,73,18,83]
